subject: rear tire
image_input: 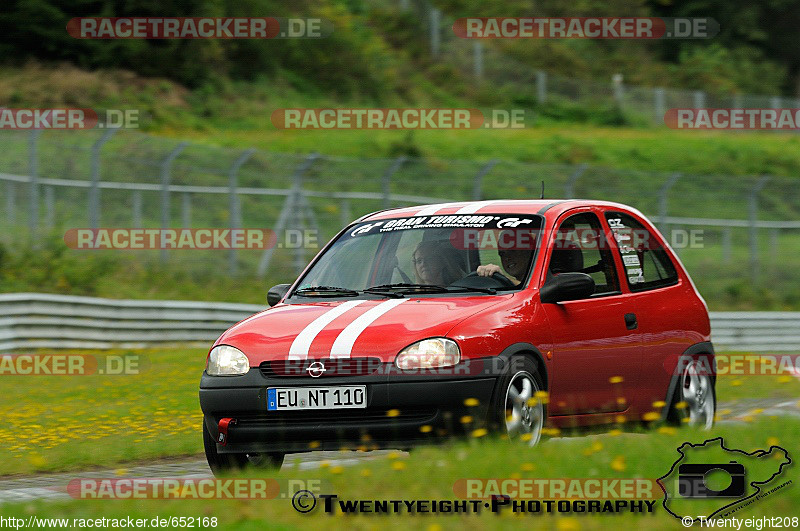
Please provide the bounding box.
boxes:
[489,355,546,446]
[666,357,715,429]
[203,422,285,476]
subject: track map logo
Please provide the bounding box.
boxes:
[657,437,792,523]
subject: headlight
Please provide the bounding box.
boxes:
[395,338,460,370]
[207,345,250,376]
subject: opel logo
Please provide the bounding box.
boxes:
[307,361,326,378]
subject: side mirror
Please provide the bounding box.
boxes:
[540,273,595,304]
[267,284,291,306]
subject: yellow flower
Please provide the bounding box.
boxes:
[521,463,535,471]
[460,415,473,424]
[360,469,371,477]
[419,425,433,433]
[330,466,344,474]
[472,428,488,438]
[652,401,667,408]
[609,376,623,384]
[767,437,779,447]
[608,429,622,437]
[610,455,626,472]
[463,398,480,407]
[642,412,659,422]
[391,461,407,471]
[658,426,676,435]
[386,409,401,417]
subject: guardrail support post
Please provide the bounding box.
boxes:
[182,193,191,227]
[749,176,769,285]
[159,142,188,263]
[227,148,256,275]
[473,41,483,79]
[89,127,119,229]
[654,88,666,123]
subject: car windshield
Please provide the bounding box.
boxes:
[291,214,543,297]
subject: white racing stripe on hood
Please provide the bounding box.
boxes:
[288,300,366,360]
[330,299,407,358]
[414,203,462,216]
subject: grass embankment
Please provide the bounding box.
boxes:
[2,347,798,477]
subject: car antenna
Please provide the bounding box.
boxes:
[540,180,545,199]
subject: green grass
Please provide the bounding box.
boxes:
[0,417,797,530]
[2,347,798,477]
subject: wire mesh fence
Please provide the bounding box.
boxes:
[1,128,799,301]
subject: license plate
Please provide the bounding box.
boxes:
[267,386,367,411]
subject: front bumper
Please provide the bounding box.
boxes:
[199,358,502,454]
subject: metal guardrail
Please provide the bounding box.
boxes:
[0,293,798,352]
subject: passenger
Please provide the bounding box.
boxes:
[412,241,467,286]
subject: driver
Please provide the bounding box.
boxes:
[413,240,467,286]
[476,229,535,286]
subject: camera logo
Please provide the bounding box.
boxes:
[657,438,791,522]
[677,462,745,498]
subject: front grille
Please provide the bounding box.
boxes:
[259,357,383,378]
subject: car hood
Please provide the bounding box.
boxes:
[214,296,510,364]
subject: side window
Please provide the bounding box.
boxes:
[549,212,620,296]
[604,212,678,291]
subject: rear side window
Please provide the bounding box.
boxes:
[604,212,678,291]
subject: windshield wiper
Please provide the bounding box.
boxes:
[445,285,497,295]
[293,286,360,297]
[365,283,450,294]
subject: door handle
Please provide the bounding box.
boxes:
[624,313,638,330]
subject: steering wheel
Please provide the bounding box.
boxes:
[453,271,515,289]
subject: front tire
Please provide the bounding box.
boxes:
[490,355,546,446]
[203,422,285,475]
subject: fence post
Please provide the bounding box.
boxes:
[89,127,119,229]
[44,186,54,229]
[381,156,407,209]
[227,148,256,274]
[429,7,441,58]
[658,172,681,235]
[722,228,732,264]
[182,193,191,227]
[473,41,483,79]
[654,88,665,123]
[693,90,706,109]
[340,198,352,227]
[770,228,779,264]
[564,164,587,198]
[770,96,781,109]
[536,71,547,104]
[748,176,769,284]
[257,153,320,277]
[159,142,188,263]
[612,74,624,107]
[28,129,41,241]
[132,191,142,227]
[5,182,14,225]
[473,159,498,200]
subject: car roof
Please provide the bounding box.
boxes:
[360,199,640,222]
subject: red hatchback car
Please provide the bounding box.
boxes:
[200,200,715,472]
